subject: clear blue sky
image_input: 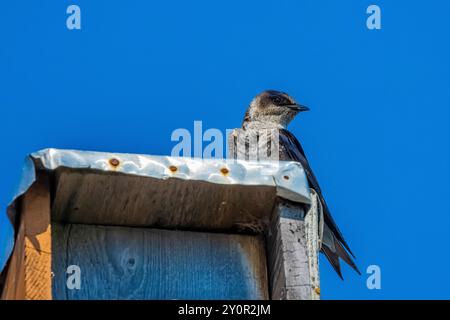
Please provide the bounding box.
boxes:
[1,0,450,299]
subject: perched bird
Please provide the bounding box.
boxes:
[241,90,360,279]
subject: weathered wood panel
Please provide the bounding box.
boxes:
[52,168,276,233]
[22,174,52,300]
[266,200,317,300]
[52,224,268,300]
[1,173,52,300]
[305,190,321,300]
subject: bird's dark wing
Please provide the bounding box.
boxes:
[278,129,360,278]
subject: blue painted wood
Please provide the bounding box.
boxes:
[52,224,268,300]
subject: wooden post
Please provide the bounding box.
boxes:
[1,172,52,300]
[266,198,320,300]
[229,129,320,300]
[305,189,321,300]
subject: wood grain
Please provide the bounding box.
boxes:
[305,190,321,300]
[52,168,276,233]
[23,173,52,300]
[52,224,268,300]
[1,172,52,300]
[266,200,314,300]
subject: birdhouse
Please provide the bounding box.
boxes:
[0,149,320,300]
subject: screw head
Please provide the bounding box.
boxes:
[109,158,120,167]
[169,165,178,173]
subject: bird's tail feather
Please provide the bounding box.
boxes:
[321,222,361,279]
[322,201,356,258]
[322,244,343,280]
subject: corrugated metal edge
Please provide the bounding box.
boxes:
[17,148,311,204]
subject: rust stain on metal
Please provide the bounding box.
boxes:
[109,158,120,168]
[220,167,230,176]
[169,165,178,173]
[283,175,290,180]
[314,287,321,295]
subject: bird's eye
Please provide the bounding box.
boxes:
[271,96,283,105]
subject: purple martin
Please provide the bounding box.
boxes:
[241,90,360,279]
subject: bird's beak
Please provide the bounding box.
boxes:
[287,104,310,112]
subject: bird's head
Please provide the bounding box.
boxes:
[242,90,309,129]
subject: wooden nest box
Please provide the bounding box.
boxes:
[0,148,320,300]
